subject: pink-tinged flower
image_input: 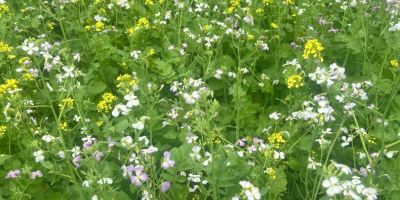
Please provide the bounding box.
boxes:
[141,145,158,155]
[322,176,343,196]
[31,170,43,179]
[235,138,246,146]
[5,170,20,179]
[73,156,81,168]
[130,168,148,186]
[161,181,171,192]
[161,151,175,169]
[183,91,201,104]
[92,151,104,162]
[108,136,116,149]
[83,141,93,149]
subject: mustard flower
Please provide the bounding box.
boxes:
[302,39,324,62]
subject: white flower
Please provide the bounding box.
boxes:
[132,121,144,130]
[273,150,285,160]
[188,174,201,183]
[124,93,139,107]
[388,21,400,31]
[82,180,92,187]
[189,146,202,161]
[121,136,133,146]
[33,150,45,162]
[58,151,65,158]
[341,135,353,147]
[62,66,75,78]
[363,187,378,200]
[130,50,141,59]
[71,146,81,157]
[269,112,282,120]
[112,104,131,117]
[307,157,322,170]
[97,178,113,184]
[22,41,39,55]
[244,186,261,200]
[42,134,55,143]
[322,176,343,196]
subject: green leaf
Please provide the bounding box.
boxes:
[0,155,13,165]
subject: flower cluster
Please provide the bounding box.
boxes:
[302,39,324,62]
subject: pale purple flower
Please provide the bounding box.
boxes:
[31,170,43,179]
[161,181,171,192]
[161,151,175,169]
[141,145,158,155]
[108,136,116,148]
[92,151,104,162]
[130,167,148,186]
[5,170,20,179]
[73,156,81,168]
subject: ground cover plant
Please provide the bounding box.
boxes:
[1,0,400,199]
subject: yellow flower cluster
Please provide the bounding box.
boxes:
[0,126,6,136]
[116,74,137,93]
[97,93,117,113]
[263,0,273,6]
[247,34,254,40]
[59,97,74,109]
[23,73,35,81]
[287,75,303,89]
[60,122,68,130]
[137,17,150,28]
[268,132,285,148]
[390,60,398,68]
[47,22,55,30]
[302,39,324,62]
[256,8,264,14]
[265,168,276,179]
[145,0,153,5]
[95,21,105,31]
[0,42,13,53]
[270,23,278,29]
[226,0,241,14]
[19,57,30,64]
[0,5,10,18]
[0,79,18,98]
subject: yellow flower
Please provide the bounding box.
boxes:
[19,57,30,64]
[256,8,264,13]
[97,121,103,127]
[263,0,273,6]
[145,0,154,5]
[264,168,276,179]
[23,73,35,81]
[390,60,398,67]
[268,132,285,148]
[94,0,101,4]
[247,34,254,40]
[59,98,74,109]
[95,21,105,31]
[137,17,150,28]
[159,0,165,3]
[60,122,68,130]
[47,22,55,30]
[203,25,211,31]
[270,23,278,29]
[0,126,6,136]
[7,55,16,59]
[97,93,117,113]
[302,39,324,62]
[0,42,13,53]
[287,75,304,88]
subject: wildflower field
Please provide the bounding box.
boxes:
[1,0,400,199]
